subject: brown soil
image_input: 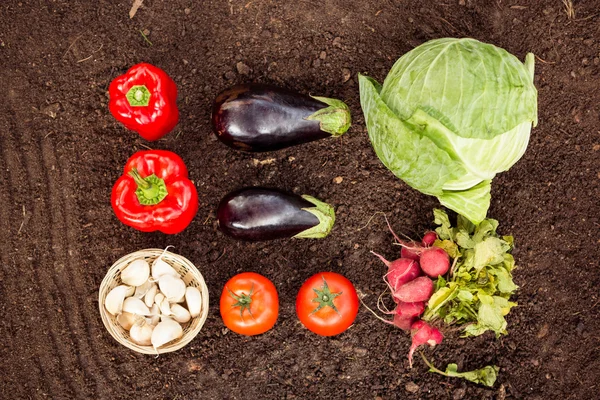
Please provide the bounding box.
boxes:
[1,1,599,399]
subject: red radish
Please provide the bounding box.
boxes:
[393,276,434,303]
[393,301,425,330]
[408,320,444,367]
[419,247,450,278]
[401,242,422,261]
[422,231,437,247]
[371,252,421,292]
[382,215,423,260]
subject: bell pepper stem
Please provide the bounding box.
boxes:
[126,85,151,107]
[128,168,168,205]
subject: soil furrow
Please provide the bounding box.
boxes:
[0,120,60,399]
[5,91,81,398]
[40,135,121,397]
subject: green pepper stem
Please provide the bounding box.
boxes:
[128,168,168,205]
[126,85,151,107]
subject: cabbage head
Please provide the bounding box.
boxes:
[359,38,537,223]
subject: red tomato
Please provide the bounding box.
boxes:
[220,272,279,336]
[296,272,359,336]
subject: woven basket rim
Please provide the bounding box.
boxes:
[99,249,209,355]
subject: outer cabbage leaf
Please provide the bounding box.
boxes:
[437,180,491,225]
[358,74,466,195]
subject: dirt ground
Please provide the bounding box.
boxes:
[1,0,599,399]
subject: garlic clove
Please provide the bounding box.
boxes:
[170,304,191,324]
[122,297,151,316]
[151,248,179,280]
[151,318,183,352]
[146,304,160,326]
[105,285,133,315]
[121,259,150,287]
[125,286,135,297]
[158,297,172,316]
[144,284,158,308]
[130,318,154,346]
[173,292,186,304]
[134,279,153,299]
[154,293,165,307]
[158,275,187,303]
[185,286,202,318]
[116,312,137,330]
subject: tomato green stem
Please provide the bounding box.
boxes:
[311,276,342,315]
[228,285,255,320]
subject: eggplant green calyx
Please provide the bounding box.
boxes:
[128,168,168,205]
[306,96,352,137]
[126,85,151,107]
[294,195,336,239]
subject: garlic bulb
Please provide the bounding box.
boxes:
[121,259,150,287]
[158,275,186,302]
[151,248,179,280]
[105,285,133,315]
[151,318,183,351]
[116,312,137,330]
[185,286,202,318]
[122,297,151,316]
[130,318,154,346]
[170,304,191,324]
[144,284,158,308]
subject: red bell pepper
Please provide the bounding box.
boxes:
[108,63,179,141]
[111,150,198,234]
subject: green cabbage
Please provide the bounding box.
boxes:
[359,38,537,223]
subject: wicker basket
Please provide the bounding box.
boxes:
[99,249,209,354]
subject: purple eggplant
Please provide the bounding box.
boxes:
[217,187,335,241]
[211,84,351,152]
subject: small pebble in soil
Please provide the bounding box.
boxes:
[342,68,351,83]
[354,347,367,357]
[313,59,321,68]
[405,382,419,393]
[333,37,342,48]
[236,62,251,75]
[224,70,236,80]
[537,323,549,338]
[320,51,327,59]
[453,387,466,400]
[333,176,343,184]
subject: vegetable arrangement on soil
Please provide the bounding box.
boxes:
[101,36,533,387]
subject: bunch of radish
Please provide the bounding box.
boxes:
[368,220,450,367]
